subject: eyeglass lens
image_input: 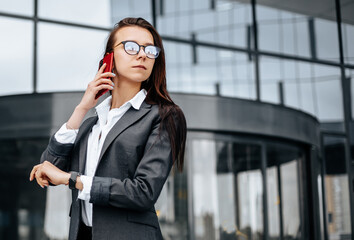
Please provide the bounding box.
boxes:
[124,41,160,59]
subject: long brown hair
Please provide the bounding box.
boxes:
[103,17,186,172]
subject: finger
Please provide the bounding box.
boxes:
[30,164,41,181]
[97,63,107,74]
[100,72,116,78]
[42,179,49,187]
[35,169,48,188]
[35,174,45,188]
[92,63,107,82]
[37,174,50,188]
[92,79,115,87]
[95,84,114,92]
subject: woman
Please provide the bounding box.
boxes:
[29,17,186,240]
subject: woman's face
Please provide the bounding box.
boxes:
[112,26,155,84]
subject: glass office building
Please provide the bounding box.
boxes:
[0,0,353,239]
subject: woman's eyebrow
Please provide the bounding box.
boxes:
[144,41,154,45]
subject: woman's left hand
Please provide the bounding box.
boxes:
[30,161,70,188]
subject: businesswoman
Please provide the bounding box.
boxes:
[29,17,186,240]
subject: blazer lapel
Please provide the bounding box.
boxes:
[97,102,152,165]
[77,116,98,173]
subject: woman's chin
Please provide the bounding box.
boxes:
[126,75,149,83]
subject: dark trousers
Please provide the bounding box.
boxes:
[77,221,92,240]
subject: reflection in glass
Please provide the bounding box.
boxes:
[158,0,252,48]
[342,23,354,65]
[191,139,265,240]
[37,23,108,92]
[267,166,280,239]
[266,143,304,240]
[0,17,33,96]
[111,0,152,24]
[281,161,301,238]
[192,140,219,240]
[257,2,340,63]
[39,0,111,28]
[156,170,188,240]
[260,56,343,121]
[237,170,263,239]
[191,47,255,98]
[233,143,263,239]
[315,19,339,62]
[323,137,351,239]
[257,5,310,58]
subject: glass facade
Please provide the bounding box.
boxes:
[0,17,33,96]
[37,23,108,92]
[188,134,307,240]
[323,136,351,239]
[0,138,48,240]
[1,0,354,239]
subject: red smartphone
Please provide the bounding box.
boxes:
[95,52,114,99]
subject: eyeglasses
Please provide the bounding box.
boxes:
[115,41,161,59]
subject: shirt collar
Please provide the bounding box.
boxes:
[129,89,147,110]
[95,89,147,118]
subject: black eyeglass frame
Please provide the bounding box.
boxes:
[114,40,161,59]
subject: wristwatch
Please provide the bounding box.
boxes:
[69,171,80,190]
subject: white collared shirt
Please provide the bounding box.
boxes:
[54,89,147,226]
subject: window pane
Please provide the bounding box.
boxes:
[281,160,301,238]
[177,47,255,99]
[257,2,339,63]
[267,166,280,239]
[234,143,263,239]
[0,17,33,96]
[267,143,304,239]
[0,138,49,239]
[155,170,189,239]
[111,0,152,24]
[257,5,311,58]
[0,0,33,16]
[39,0,111,28]
[323,137,352,239]
[191,140,263,240]
[342,23,354,65]
[315,19,340,62]
[260,56,344,121]
[37,23,108,92]
[192,139,219,240]
[158,0,252,48]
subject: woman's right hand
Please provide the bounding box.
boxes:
[78,63,116,111]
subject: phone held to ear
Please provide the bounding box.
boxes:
[95,52,114,99]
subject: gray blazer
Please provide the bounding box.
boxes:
[40,101,173,240]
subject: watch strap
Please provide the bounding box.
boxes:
[69,171,79,189]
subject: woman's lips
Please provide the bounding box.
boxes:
[132,65,146,70]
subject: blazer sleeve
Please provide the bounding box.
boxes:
[40,135,74,172]
[40,117,95,171]
[90,116,173,211]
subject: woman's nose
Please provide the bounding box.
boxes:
[137,46,147,59]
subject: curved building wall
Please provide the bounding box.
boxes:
[0,92,320,145]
